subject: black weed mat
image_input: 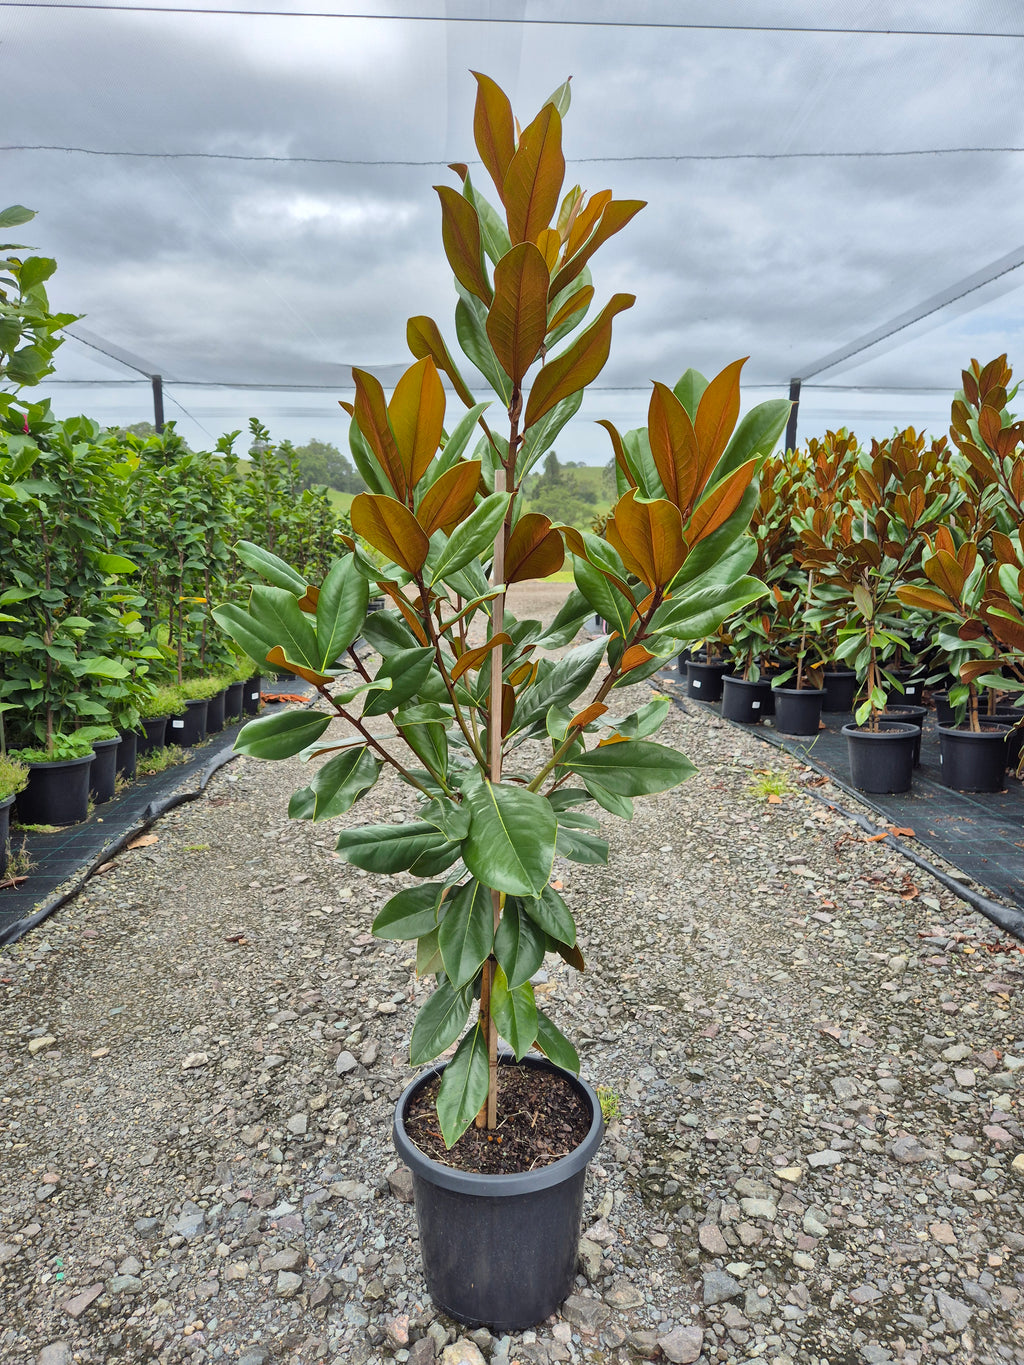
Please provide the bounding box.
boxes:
[668,676,1024,914]
[0,685,314,942]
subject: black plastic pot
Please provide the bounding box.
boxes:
[137,715,169,756]
[15,753,94,826]
[224,681,245,723]
[167,698,209,747]
[206,688,227,734]
[884,669,925,706]
[881,704,927,766]
[822,668,857,713]
[89,736,121,805]
[937,723,1010,793]
[393,1055,604,1331]
[721,675,771,723]
[772,686,824,736]
[115,729,137,782]
[932,691,955,727]
[243,674,263,717]
[843,720,918,794]
[0,794,13,879]
[685,659,729,702]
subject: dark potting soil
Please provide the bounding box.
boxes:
[404,1063,591,1175]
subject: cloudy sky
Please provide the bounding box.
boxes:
[6,0,1024,461]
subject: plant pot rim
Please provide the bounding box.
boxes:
[842,720,919,738]
[91,734,121,749]
[393,1054,604,1198]
[938,722,1011,735]
[22,752,95,771]
[723,674,770,689]
[771,684,823,695]
[0,792,15,811]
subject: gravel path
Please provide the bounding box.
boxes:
[1,587,1022,1365]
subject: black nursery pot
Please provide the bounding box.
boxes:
[224,681,245,723]
[843,720,918,794]
[881,704,927,766]
[932,691,955,727]
[136,715,169,756]
[243,674,263,717]
[89,736,121,805]
[167,698,209,747]
[822,668,857,713]
[115,730,137,782]
[206,688,227,734]
[393,1055,604,1332]
[16,753,94,826]
[884,669,925,707]
[721,675,772,724]
[685,659,729,702]
[937,723,1010,793]
[0,795,13,879]
[772,686,824,736]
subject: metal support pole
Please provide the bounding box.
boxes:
[785,377,801,453]
[152,374,164,433]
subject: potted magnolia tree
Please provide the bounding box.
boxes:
[215,74,786,1331]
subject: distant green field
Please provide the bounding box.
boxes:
[325,488,355,514]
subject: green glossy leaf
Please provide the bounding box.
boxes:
[233,708,332,760]
[490,966,538,1061]
[211,601,279,668]
[304,746,380,819]
[520,883,576,947]
[429,491,511,585]
[423,797,471,840]
[94,552,138,575]
[438,879,494,989]
[361,609,420,654]
[494,897,546,988]
[437,1025,490,1148]
[554,824,610,865]
[316,556,368,668]
[362,646,435,717]
[566,739,696,795]
[396,704,449,776]
[416,927,444,977]
[463,779,557,896]
[534,1008,580,1073]
[372,883,446,940]
[248,585,320,671]
[335,821,449,874]
[409,978,472,1067]
[511,634,607,735]
[456,289,512,403]
[580,777,633,819]
[234,540,308,594]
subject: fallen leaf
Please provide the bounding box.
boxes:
[550,879,564,890]
[767,793,782,805]
[95,860,117,875]
[128,834,159,849]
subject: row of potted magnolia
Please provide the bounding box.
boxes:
[681,652,1023,795]
[0,672,264,878]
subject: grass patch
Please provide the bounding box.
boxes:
[137,746,188,777]
[745,768,795,800]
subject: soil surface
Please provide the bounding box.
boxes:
[403,1065,592,1175]
[0,578,1022,1365]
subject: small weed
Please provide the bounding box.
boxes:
[746,768,795,799]
[184,843,210,853]
[12,822,61,835]
[137,746,187,777]
[595,1085,621,1124]
[4,839,35,878]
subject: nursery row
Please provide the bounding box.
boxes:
[0,670,265,880]
[0,405,345,779]
[685,355,1024,795]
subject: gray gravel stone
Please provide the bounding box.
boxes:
[0,599,1021,1365]
[703,1268,743,1304]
